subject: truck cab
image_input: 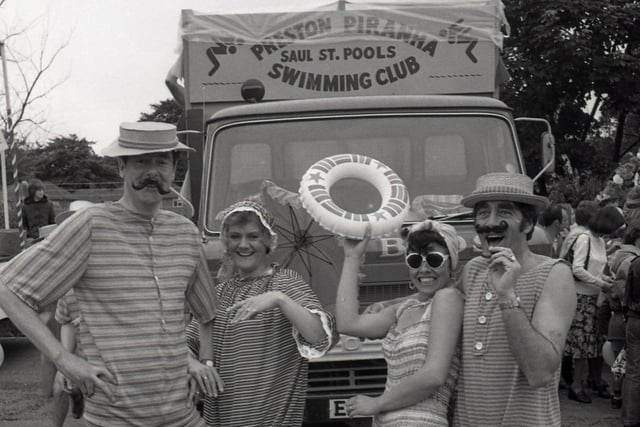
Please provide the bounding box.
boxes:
[196,95,549,424]
[174,2,553,424]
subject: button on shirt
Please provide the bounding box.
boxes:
[0,203,217,427]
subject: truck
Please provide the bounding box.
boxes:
[171,1,554,425]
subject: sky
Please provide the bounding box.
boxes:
[2,0,341,154]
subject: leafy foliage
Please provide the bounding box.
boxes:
[501,0,640,204]
[18,134,119,186]
[139,99,183,124]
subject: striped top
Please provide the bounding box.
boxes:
[375,295,460,427]
[453,257,562,427]
[186,266,336,427]
[55,289,84,358]
[1,202,217,427]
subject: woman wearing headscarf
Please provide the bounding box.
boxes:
[185,200,336,427]
[336,220,464,426]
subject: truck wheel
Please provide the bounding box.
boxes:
[299,154,409,239]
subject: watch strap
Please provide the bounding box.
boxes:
[200,359,214,367]
[498,295,521,310]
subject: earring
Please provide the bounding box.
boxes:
[408,281,416,290]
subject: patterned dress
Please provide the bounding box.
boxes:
[186,265,336,427]
[374,294,461,427]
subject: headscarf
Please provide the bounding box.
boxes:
[401,219,465,269]
[218,200,278,252]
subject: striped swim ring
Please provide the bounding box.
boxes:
[299,154,410,239]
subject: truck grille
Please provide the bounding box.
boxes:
[359,283,408,306]
[307,359,387,398]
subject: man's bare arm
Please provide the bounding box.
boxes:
[500,263,576,386]
[0,284,116,398]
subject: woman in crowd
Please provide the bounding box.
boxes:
[336,220,464,426]
[564,205,623,403]
[186,200,336,427]
[623,241,640,426]
[22,178,56,243]
[607,222,640,408]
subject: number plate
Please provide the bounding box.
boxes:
[328,399,350,419]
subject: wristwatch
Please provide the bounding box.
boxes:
[498,295,521,311]
[201,359,214,367]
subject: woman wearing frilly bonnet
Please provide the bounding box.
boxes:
[185,200,337,427]
[336,220,465,426]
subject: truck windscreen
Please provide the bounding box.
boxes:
[205,114,520,231]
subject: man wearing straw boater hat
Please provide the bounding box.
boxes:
[453,172,576,427]
[0,122,219,426]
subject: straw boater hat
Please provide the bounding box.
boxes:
[461,172,549,210]
[101,122,194,158]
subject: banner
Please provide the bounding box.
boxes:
[180,1,507,102]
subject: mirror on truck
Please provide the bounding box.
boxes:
[514,117,556,182]
[541,131,555,174]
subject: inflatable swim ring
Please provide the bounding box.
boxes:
[299,154,410,239]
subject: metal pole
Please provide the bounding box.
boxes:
[0,42,24,248]
[1,147,9,230]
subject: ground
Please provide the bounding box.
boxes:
[0,339,621,427]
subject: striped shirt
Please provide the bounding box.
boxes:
[453,257,562,427]
[1,202,217,427]
[186,266,336,427]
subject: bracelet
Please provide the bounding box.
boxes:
[498,296,521,311]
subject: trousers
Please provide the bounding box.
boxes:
[623,316,640,426]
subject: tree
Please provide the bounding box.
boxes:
[139,99,182,124]
[501,0,640,200]
[0,0,70,140]
[21,134,120,187]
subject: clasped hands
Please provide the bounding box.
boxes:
[187,356,224,405]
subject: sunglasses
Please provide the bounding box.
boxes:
[405,252,449,269]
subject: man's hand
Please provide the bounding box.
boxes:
[487,246,521,297]
[57,352,116,401]
[187,356,224,398]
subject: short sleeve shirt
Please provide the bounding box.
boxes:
[0,203,217,427]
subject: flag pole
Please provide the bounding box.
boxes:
[0,41,24,248]
[0,134,9,230]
